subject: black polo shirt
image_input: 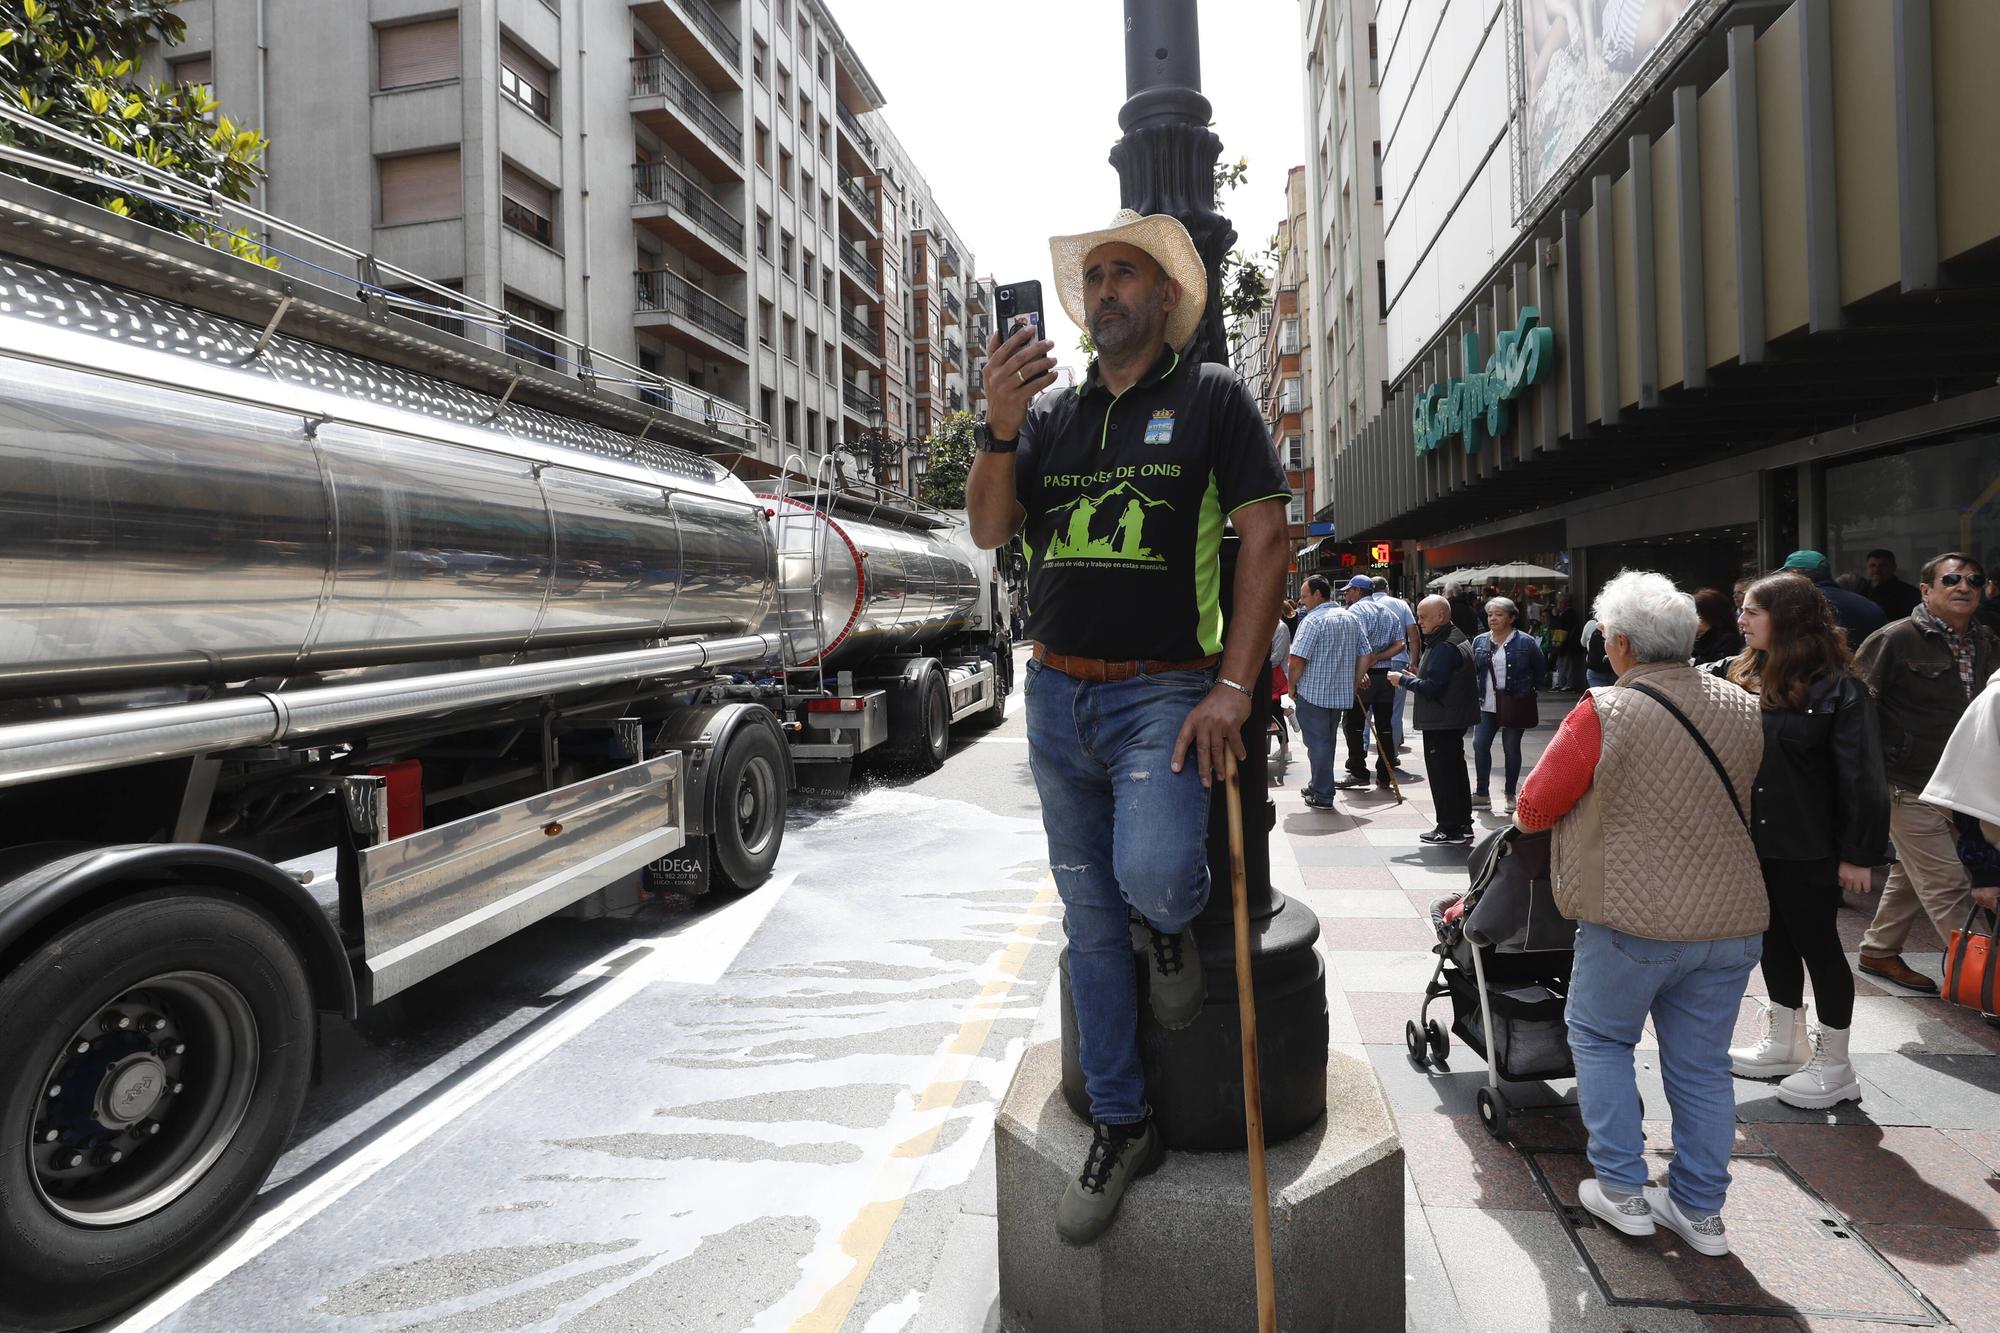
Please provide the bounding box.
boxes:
[1014,346,1289,661]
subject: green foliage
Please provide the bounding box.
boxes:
[1215,154,1275,339]
[916,410,977,510]
[0,0,273,265]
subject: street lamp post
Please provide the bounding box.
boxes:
[843,407,923,491]
[1055,0,1329,1151]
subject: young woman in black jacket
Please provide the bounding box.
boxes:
[1712,573,1890,1109]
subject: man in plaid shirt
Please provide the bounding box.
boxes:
[1287,574,1364,808]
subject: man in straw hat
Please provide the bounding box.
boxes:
[966,211,1290,1243]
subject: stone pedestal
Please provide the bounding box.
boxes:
[996,1041,1404,1333]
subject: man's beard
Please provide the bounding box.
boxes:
[1090,296,1161,357]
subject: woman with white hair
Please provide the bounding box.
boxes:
[1514,571,1766,1258]
[1471,596,1548,816]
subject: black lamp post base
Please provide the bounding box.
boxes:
[1055,894,1328,1150]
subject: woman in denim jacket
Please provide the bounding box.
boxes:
[1471,597,1549,816]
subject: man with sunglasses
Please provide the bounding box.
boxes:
[1855,553,2000,992]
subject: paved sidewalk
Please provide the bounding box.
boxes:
[1269,695,2000,1332]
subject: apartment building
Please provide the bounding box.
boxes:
[1255,167,1316,589]
[152,0,978,488]
[1298,0,1388,522]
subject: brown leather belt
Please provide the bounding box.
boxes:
[1031,642,1220,682]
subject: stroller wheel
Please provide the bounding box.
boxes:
[1476,1086,1510,1139]
[1404,1020,1429,1069]
[1425,1018,1450,1066]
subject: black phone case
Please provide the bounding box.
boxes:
[995,282,1044,345]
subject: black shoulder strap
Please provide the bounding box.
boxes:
[1627,682,1747,827]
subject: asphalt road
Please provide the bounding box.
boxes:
[101,657,1053,1333]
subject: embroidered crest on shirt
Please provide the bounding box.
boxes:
[1043,481,1172,564]
[1143,410,1175,445]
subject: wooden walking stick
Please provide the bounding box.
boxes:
[1370,707,1405,805]
[1223,749,1278,1332]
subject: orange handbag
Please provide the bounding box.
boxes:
[1943,905,2000,1015]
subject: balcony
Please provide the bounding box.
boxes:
[834,101,875,172]
[946,387,964,412]
[631,54,744,179]
[837,173,876,232]
[837,237,879,293]
[841,379,881,418]
[635,266,748,359]
[839,307,880,357]
[941,338,962,367]
[940,287,961,326]
[632,161,745,270]
[939,243,960,277]
[630,1,742,89]
[966,284,987,313]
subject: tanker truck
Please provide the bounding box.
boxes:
[0,161,998,1329]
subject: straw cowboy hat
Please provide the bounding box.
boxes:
[1049,209,1209,353]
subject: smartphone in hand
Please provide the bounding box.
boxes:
[994,281,1045,347]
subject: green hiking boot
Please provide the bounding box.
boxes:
[1146,923,1206,1030]
[1055,1116,1165,1245]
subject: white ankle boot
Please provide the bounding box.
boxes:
[1729,1002,1809,1078]
[1778,1025,1861,1109]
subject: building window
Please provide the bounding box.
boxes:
[825,343,836,379]
[1280,377,1301,414]
[378,149,462,226]
[756,210,771,257]
[777,65,790,111]
[779,147,792,193]
[818,118,831,157]
[801,173,814,220]
[1372,141,1382,202]
[503,292,560,370]
[389,280,464,336]
[171,53,213,90]
[780,228,793,272]
[804,328,818,370]
[782,314,796,360]
[1287,436,1304,470]
[500,163,554,246]
[499,39,552,122]
[1367,23,1378,85]
[760,387,775,432]
[801,246,815,287]
[378,16,459,91]
[817,45,828,82]
[1288,489,1306,524]
[1280,318,1299,355]
[753,36,767,85]
[755,122,768,170]
[799,93,812,135]
[1376,260,1387,314]
[783,398,797,444]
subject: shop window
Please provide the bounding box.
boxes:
[1825,435,2000,583]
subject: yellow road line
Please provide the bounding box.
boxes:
[788,882,1058,1333]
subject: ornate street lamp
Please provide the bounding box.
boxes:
[843,406,925,491]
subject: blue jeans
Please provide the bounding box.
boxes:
[1472,711,1524,797]
[1294,697,1342,802]
[1567,923,1762,1216]
[1024,658,1213,1124]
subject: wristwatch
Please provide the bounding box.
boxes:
[975,419,1019,454]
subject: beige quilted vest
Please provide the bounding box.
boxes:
[1551,661,1768,942]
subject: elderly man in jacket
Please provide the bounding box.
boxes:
[1388,595,1476,843]
[1855,553,2000,992]
[1515,570,1766,1259]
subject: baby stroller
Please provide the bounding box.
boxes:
[1406,826,1575,1139]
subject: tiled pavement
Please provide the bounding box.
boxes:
[1267,696,2000,1333]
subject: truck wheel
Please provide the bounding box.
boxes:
[964,651,1009,731]
[709,721,788,893]
[0,890,313,1332]
[905,670,951,771]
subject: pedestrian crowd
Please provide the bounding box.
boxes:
[1285,546,2000,1260]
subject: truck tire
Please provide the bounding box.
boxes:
[0,890,313,1332]
[964,653,1009,731]
[900,669,951,771]
[708,721,788,894]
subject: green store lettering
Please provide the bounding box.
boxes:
[1411,307,1555,455]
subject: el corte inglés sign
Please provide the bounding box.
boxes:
[1412,308,1555,454]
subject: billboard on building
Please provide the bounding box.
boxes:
[1516,0,1699,203]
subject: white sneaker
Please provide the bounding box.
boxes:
[1643,1186,1729,1257]
[1730,1002,1810,1078]
[1578,1178,1654,1236]
[1496,795,1515,818]
[1777,1025,1862,1109]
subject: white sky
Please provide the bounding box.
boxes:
[823,0,1309,373]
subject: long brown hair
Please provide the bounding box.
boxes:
[1726,572,1857,709]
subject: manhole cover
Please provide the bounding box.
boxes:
[1524,1147,1946,1324]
